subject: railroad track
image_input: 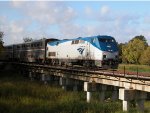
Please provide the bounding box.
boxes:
[12,62,150,81]
[1,61,150,80]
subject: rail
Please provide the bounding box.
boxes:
[8,62,149,81]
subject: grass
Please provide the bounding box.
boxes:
[0,71,149,113]
[118,64,150,73]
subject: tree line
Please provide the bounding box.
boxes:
[119,35,150,65]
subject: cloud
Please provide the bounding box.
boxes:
[85,6,93,16]
[84,5,114,21]
[0,15,48,45]
[1,1,78,45]
[11,0,25,7]
[0,18,25,45]
[100,6,110,15]
[11,1,77,25]
[82,5,145,43]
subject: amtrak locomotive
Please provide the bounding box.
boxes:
[0,35,119,68]
[47,35,118,68]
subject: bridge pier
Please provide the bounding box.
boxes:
[73,80,81,91]
[84,82,96,103]
[21,69,28,78]
[73,80,78,91]
[119,88,134,111]
[48,75,55,84]
[53,76,60,86]
[29,71,34,81]
[123,100,130,111]
[59,77,74,90]
[41,74,48,84]
[66,78,75,90]
[84,82,91,103]
[59,77,83,91]
[112,86,118,101]
[135,91,147,112]
[87,91,91,103]
[119,88,147,112]
[98,84,107,102]
[41,73,55,84]
[59,77,67,90]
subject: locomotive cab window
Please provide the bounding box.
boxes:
[99,38,115,43]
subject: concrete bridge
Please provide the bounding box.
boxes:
[1,62,150,112]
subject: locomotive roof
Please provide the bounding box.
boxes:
[47,35,118,52]
[47,35,115,45]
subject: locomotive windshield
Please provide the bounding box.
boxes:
[98,38,115,43]
[97,37,118,52]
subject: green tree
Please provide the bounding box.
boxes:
[139,46,150,65]
[121,43,128,63]
[118,43,126,63]
[122,38,146,64]
[130,35,148,47]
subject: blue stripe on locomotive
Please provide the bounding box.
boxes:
[47,35,118,52]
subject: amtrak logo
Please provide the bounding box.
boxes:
[77,48,85,54]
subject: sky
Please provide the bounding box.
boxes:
[0,1,150,45]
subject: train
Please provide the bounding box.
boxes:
[0,35,119,68]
